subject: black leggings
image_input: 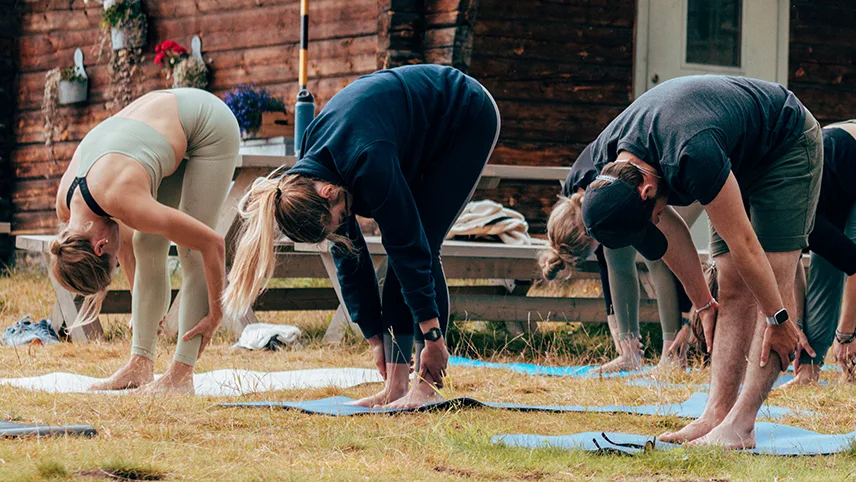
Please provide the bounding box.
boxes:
[380,91,500,342]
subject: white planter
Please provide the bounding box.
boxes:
[111,26,145,50]
[58,80,88,105]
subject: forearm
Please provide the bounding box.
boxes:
[117,222,136,292]
[659,209,712,307]
[839,274,856,333]
[201,236,226,317]
[729,237,785,316]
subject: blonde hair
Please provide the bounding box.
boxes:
[223,172,348,320]
[540,192,591,280]
[49,228,112,330]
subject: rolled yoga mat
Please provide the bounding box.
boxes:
[0,421,96,438]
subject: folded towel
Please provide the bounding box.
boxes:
[232,323,302,350]
[447,200,533,245]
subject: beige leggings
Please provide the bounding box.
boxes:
[130,91,239,366]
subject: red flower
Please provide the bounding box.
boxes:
[154,51,165,66]
[160,40,179,51]
[172,45,187,55]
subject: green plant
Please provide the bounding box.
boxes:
[60,66,86,83]
[100,0,144,30]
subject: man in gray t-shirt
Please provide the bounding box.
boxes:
[581,75,822,449]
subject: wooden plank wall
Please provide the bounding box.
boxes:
[12,0,378,234]
[467,0,636,232]
[788,1,856,126]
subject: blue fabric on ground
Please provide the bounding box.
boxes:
[626,374,828,390]
[0,421,96,438]
[2,316,59,347]
[492,422,856,456]
[449,356,653,378]
[217,392,804,419]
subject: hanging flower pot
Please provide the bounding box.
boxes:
[101,0,147,51]
[58,78,88,105]
[155,37,210,90]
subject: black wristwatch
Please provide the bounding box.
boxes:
[765,308,789,326]
[424,327,443,342]
[835,329,856,345]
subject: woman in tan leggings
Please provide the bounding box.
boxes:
[51,88,239,394]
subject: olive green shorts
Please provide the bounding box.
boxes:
[709,109,823,257]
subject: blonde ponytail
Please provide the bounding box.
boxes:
[223,175,282,321]
[539,192,592,280]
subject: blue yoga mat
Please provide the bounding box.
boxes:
[449,356,653,378]
[218,392,804,419]
[492,422,856,456]
[626,374,828,390]
[0,421,96,438]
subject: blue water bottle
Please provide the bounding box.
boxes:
[294,89,315,158]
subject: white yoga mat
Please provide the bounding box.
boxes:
[0,368,383,397]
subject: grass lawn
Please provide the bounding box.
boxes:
[1,268,855,481]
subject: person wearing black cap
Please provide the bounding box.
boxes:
[581,75,821,449]
[542,143,701,372]
[783,121,856,386]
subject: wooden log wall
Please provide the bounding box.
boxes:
[788,1,856,126]
[467,0,636,232]
[0,0,19,263]
[12,0,378,234]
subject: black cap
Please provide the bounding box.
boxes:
[581,175,668,260]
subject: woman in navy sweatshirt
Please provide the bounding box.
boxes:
[224,65,500,408]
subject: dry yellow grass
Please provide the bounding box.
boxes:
[1,269,855,481]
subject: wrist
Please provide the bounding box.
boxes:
[765,308,789,326]
[835,328,856,344]
[419,318,441,333]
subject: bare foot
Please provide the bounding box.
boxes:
[651,346,687,378]
[89,355,154,391]
[688,421,755,450]
[778,364,820,389]
[135,363,195,395]
[659,414,721,444]
[383,380,444,409]
[598,354,643,373]
[348,384,408,408]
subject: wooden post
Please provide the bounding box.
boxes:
[377,0,426,69]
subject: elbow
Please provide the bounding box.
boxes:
[206,235,226,262]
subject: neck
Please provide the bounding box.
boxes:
[68,196,105,231]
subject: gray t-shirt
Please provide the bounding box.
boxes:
[590,75,806,206]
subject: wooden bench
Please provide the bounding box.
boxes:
[293,236,665,342]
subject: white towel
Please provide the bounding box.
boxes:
[447,200,533,245]
[232,323,302,350]
[0,368,383,396]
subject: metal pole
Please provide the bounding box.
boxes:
[294,0,315,158]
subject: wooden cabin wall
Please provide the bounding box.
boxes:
[788,1,856,125]
[467,0,636,233]
[11,0,378,234]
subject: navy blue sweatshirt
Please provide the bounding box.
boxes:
[809,127,856,275]
[288,65,486,338]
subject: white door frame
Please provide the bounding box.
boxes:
[633,0,791,98]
